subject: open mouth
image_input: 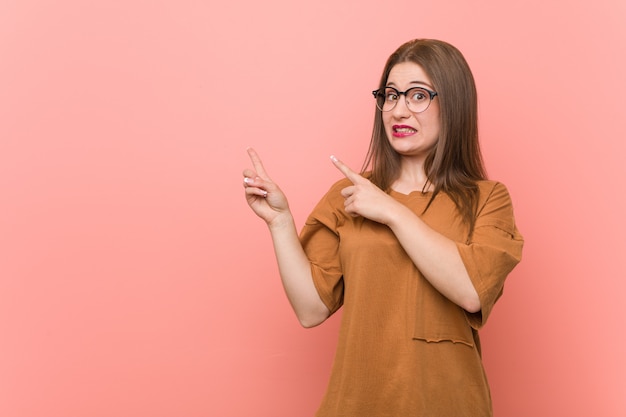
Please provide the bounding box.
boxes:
[393,125,417,135]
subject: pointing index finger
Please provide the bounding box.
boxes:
[330,155,362,184]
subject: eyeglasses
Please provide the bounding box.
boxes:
[372,86,438,113]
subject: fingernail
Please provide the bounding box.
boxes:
[244,177,252,184]
[330,155,338,162]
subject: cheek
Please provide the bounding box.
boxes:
[428,105,441,134]
[382,114,392,131]
[427,118,441,136]
[420,111,440,136]
[433,119,442,137]
[382,113,391,130]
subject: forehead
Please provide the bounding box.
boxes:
[387,62,432,88]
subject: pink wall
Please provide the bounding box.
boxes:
[1,1,625,416]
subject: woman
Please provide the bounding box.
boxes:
[243,39,523,417]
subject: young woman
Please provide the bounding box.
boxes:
[243,39,523,417]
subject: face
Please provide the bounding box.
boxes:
[382,62,440,160]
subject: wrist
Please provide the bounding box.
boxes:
[267,211,295,231]
[384,202,413,228]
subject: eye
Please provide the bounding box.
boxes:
[384,89,399,102]
[409,90,427,101]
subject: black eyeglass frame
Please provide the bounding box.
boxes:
[372,86,438,113]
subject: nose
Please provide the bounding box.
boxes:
[391,94,411,118]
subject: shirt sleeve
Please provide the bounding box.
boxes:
[299,180,348,315]
[456,182,524,329]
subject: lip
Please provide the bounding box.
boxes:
[392,124,417,138]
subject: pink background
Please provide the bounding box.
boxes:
[1,0,625,416]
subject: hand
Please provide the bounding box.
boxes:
[243,148,291,227]
[330,155,399,224]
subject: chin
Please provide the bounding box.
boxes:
[390,143,420,154]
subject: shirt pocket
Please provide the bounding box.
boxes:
[412,281,475,347]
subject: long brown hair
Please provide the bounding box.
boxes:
[362,39,487,236]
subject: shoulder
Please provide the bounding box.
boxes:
[474,180,518,231]
[318,177,353,209]
[476,180,507,193]
[476,180,513,204]
[305,177,352,224]
[327,177,354,193]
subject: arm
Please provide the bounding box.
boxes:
[385,204,481,313]
[243,148,330,327]
[330,156,480,313]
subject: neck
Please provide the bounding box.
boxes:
[391,158,432,193]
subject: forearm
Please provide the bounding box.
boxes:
[268,213,330,327]
[386,205,481,313]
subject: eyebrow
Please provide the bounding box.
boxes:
[387,80,435,90]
